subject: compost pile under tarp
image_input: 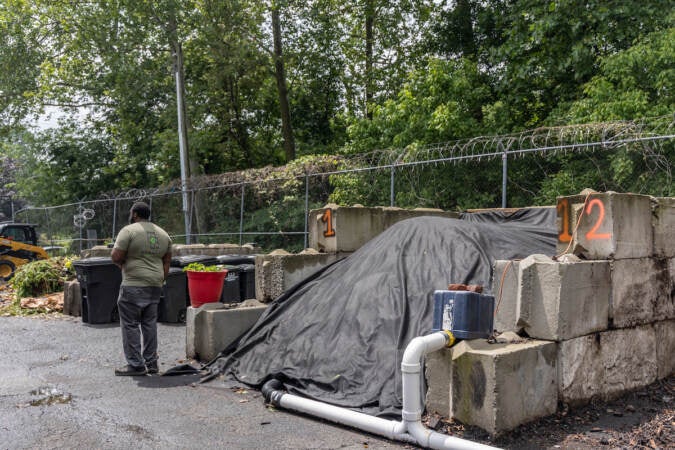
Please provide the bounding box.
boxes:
[214,216,557,417]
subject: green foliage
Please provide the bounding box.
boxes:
[553,22,675,123]
[344,58,492,153]
[490,0,671,129]
[0,0,672,213]
[10,259,64,299]
[183,262,225,272]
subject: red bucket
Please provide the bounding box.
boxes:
[186,270,228,308]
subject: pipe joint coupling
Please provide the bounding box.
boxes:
[442,330,456,347]
[401,362,420,374]
[401,409,421,421]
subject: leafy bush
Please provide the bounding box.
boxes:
[10,259,64,299]
[182,262,225,272]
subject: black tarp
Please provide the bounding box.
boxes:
[460,206,556,228]
[213,216,557,417]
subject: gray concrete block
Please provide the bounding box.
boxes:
[517,255,610,341]
[558,325,657,406]
[186,302,223,360]
[186,301,267,362]
[556,192,653,259]
[62,280,81,317]
[652,197,675,258]
[434,339,558,435]
[308,205,457,253]
[255,249,344,303]
[610,258,673,328]
[654,319,675,379]
[172,243,255,257]
[80,245,112,258]
[425,348,453,417]
[491,260,521,333]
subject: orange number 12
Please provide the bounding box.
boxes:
[322,209,335,237]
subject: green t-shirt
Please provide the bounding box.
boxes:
[114,221,172,287]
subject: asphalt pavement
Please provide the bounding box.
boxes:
[0,315,407,449]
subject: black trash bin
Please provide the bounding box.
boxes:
[220,265,241,303]
[159,267,188,323]
[72,257,122,324]
[238,264,256,300]
[170,255,219,268]
[215,254,256,266]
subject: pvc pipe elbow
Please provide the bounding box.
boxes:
[261,379,284,403]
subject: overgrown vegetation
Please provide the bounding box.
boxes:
[0,257,77,316]
[10,259,65,299]
[182,262,225,272]
[0,1,672,222]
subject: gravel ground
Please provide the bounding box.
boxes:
[425,376,674,449]
[1,291,672,449]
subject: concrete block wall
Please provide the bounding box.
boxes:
[428,192,674,436]
[186,300,267,362]
[255,249,346,303]
[426,339,558,436]
[308,205,458,253]
[82,243,257,259]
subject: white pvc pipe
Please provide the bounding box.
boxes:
[263,332,500,450]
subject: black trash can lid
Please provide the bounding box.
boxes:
[72,256,115,267]
[238,263,255,273]
[215,254,257,265]
[170,255,219,267]
[221,264,241,273]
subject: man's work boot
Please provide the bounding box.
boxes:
[115,365,147,376]
[146,362,159,374]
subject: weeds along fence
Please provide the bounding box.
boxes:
[14,116,675,255]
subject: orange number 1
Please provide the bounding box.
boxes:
[557,198,572,243]
[322,209,335,237]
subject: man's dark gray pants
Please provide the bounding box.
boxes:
[117,286,162,368]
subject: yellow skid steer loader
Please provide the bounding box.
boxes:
[0,223,49,281]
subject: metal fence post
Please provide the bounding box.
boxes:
[112,198,117,241]
[390,165,395,207]
[44,208,52,246]
[239,184,245,246]
[502,149,508,208]
[78,202,83,254]
[304,174,309,249]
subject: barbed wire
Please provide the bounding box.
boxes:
[90,115,673,198]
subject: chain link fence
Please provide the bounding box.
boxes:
[14,117,675,255]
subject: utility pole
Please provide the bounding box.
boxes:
[173,37,191,243]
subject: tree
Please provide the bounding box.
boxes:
[271,2,296,161]
[491,0,672,129]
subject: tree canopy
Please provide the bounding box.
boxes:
[0,0,672,209]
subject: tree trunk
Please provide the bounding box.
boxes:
[271,6,295,162]
[364,0,375,120]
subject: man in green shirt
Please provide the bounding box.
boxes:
[111,202,172,376]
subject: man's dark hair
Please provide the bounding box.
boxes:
[130,202,151,220]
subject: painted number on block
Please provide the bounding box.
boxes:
[557,198,572,243]
[321,209,336,237]
[557,197,612,243]
[584,198,611,241]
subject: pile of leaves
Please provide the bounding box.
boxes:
[0,257,77,316]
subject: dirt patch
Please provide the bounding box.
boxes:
[426,376,674,449]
